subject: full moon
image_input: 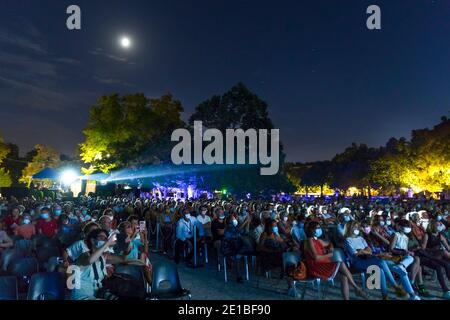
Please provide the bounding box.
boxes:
[120,37,131,48]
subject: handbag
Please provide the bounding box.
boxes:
[287,262,308,280]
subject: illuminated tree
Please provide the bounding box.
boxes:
[79,93,184,174]
[20,144,61,187]
[0,135,12,187]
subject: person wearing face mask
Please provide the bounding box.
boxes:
[53,205,63,220]
[337,213,352,237]
[63,222,100,268]
[174,210,195,265]
[14,213,36,240]
[370,216,392,250]
[70,229,117,300]
[277,212,291,239]
[344,221,408,300]
[405,218,450,300]
[304,221,368,300]
[36,207,58,238]
[197,206,212,240]
[258,219,286,278]
[389,220,425,299]
[221,216,246,282]
[410,213,426,243]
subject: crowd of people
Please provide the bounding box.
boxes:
[0,194,449,300]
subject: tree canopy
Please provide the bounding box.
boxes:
[79,93,184,174]
[19,144,61,187]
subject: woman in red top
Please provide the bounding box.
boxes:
[4,207,21,234]
[304,221,367,300]
[36,208,58,238]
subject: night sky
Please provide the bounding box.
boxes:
[0,0,449,162]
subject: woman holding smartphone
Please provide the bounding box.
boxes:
[70,229,117,300]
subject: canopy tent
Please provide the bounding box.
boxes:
[32,168,60,180]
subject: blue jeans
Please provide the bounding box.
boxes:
[351,256,390,297]
[385,260,414,294]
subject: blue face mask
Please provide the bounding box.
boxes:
[272,226,279,234]
[41,213,49,219]
[54,209,62,216]
[232,220,238,227]
[23,219,31,225]
[437,215,443,222]
[344,216,351,223]
[314,228,323,238]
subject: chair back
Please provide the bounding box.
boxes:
[151,261,185,298]
[27,272,65,300]
[0,249,27,272]
[0,276,18,300]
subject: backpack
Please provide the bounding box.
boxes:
[102,273,146,300]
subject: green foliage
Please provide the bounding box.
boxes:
[20,144,61,186]
[79,93,184,173]
[0,134,12,187]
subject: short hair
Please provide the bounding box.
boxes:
[127,215,139,222]
[86,228,108,250]
[397,219,410,229]
[82,221,100,235]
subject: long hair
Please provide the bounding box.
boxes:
[264,218,275,236]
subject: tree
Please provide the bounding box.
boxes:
[188,83,292,195]
[0,135,12,187]
[301,161,332,196]
[20,144,61,187]
[329,143,379,195]
[189,82,274,131]
[79,93,184,174]
[371,117,450,194]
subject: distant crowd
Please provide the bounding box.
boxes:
[0,194,449,300]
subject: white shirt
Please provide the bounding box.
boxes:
[176,218,194,241]
[70,256,107,300]
[253,224,265,244]
[66,240,89,261]
[197,214,211,225]
[393,232,409,250]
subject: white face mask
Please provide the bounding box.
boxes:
[232,220,238,227]
[283,217,288,222]
[386,220,392,226]
[353,229,360,236]
[437,225,446,233]
[403,227,412,234]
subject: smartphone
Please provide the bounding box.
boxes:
[139,221,146,232]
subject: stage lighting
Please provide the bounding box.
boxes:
[61,170,78,186]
